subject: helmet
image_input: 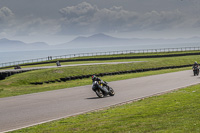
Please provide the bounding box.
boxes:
[195,61,197,64]
[92,75,96,80]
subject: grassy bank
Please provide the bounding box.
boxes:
[0,67,190,98]
[1,51,199,132]
[0,53,197,97]
[1,50,200,70]
[11,81,200,133]
[0,55,197,84]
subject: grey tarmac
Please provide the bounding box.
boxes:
[0,70,198,132]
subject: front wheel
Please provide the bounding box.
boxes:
[95,89,104,98]
[193,70,196,76]
[108,87,115,96]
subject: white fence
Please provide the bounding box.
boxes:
[1,47,200,68]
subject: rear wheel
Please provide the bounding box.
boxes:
[108,87,115,96]
[95,89,104,98]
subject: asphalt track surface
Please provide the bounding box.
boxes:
[0,70,199,132]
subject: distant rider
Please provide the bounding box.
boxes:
[193,61,199,68]
[193,61,199,72]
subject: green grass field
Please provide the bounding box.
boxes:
[1,51,200,132]
[1,50,199,70]
[0,53,197,97]
[0,67,190,98]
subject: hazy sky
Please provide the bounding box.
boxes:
[0,0,200,44]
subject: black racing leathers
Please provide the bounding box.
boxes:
[92,77,109,94]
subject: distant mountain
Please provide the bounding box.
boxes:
[58,33,200,48]
[0,38,26,46]
[0,38,49,52]
[58,33,133,48]
[2,34,200,52]
[69,33,126,44]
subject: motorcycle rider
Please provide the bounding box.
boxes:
[193,61,199,69]
[193,61,199,73]
[92,75,101,82]
[193,61,199,67]
[92,75,109,94]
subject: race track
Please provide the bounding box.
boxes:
[0,70,199,132]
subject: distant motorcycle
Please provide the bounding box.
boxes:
[193,66,199,76]
[92,81,115,98]
[14,65,21,70]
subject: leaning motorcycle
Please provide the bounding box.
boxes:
[92,81,115,98]
[193,66,199,76]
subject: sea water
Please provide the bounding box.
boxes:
[0,43,200,64]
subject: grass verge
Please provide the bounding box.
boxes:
[1,55,197,84]
[1,50,200,70]
[10,80,200,133]
[0,67,190,98]
[0,53,197,98]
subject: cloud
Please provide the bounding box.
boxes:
[58,2,190,35]
[0,7,14,22]
[58,2,139,34]
[13,18,60,36]
[141,10,184,30]
[0,7,14,27]
[59,2,97,19]
[58,2,98,34]
[0,7,60,37]
[0,7,15,36]
[1,1,200,39]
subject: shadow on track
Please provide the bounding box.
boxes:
[86,97,100,99]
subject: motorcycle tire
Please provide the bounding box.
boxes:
[194,71,196,76]
[95,89,104,98]
[108,87,115,96]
